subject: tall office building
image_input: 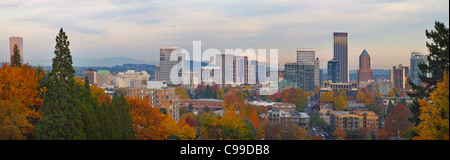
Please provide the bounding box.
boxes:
[96,70,111,86]
[390,64,409,90]
[284,62,315,93]
[201,66,222,85]
[9,36,23,64]
[410,52,427,86]
[84,68,97,85]
[160,47,184,83]
[333,32,348,83]
[256,61,267,83]
[314,58,320,86]
[327,59,340,83]
[216,54,234,86]
[233,56,248,84]
[296,49,320,86]
[297,49,315,62]
[154,65,160,81]
[319,69,324,87]
[357,49,373,86]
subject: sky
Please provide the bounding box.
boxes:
[0,0,448,69]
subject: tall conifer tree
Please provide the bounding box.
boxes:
[10,44,22,67]
[408,21,449,126]
[34,28,86,140]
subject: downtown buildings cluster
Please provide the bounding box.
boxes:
[4,32,430,140]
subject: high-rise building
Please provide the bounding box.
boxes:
[84,68,97,85]
[297,49,315,62]
[154,65,160,81]
[201,66,222,85]
[390,64,409,90]
[357,49,373,86]
[9,36,23,64]
[256,61,267,83]
[297,49,320,86]
[333,32,348,83]
[96,70,111,86]
[319,69,324,87]
[378,79,392,96]
[410,52,427,86]
[160,47,184,83]
[327,59,340,83]
[284,62,315,93]
[233,56,248,84]
[216,54,234,86]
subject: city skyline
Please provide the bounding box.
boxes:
[0,0,448,70]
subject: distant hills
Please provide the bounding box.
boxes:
[321,69,389,75]
[27,57,160,67]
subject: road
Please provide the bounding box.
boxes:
[306,97,334,140]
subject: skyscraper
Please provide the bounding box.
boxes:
[284,62,315,93]
[357,49,373,86]
[216,53,234,86]
[410,52,427,85]
[9,36,23,64]
[296,49,320,86]
[84,68,97,85]
[390,64,409,90]
[333,32,348,83]
[327,59,340,83]
[160,47,184,83]
[297,49,315,62]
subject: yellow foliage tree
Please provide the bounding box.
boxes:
[356,90,365,103]
[364,91,375,106]
[389,91,395,97]
[334,96,347,111]
[320,90,334,103]
[217,89,225,100]
[414,72,449,140]
[175,86,190,99]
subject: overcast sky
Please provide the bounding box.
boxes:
[0,0,448,69]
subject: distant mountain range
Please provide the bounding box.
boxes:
[27,57,160,67]
[321,69,390,75]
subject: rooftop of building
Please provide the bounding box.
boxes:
[97,70,110,74]
[269,109,309,118]
[361,49,369,56]
[179,99,224,102]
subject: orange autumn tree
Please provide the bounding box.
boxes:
[164,118,197,140]
[0,63,46,139]
[222,90,244,118]
[127,97,168,140]
[127,97,196,140]
[332,127,347,140]
[239,104,261,129]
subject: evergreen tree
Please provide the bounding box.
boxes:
[408,21,449,126]
[34,28,86,140]
[111,94,136,140]
[205,85,213,99]
[78,76,101,140]
[10,44,22,67]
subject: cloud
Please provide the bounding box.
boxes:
[0,0,448,68]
